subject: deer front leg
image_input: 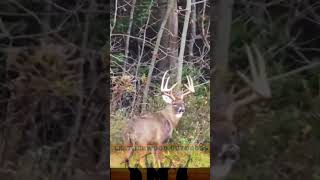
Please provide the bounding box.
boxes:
[122,148,133,167]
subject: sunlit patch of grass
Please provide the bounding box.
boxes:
[110,144,210,168]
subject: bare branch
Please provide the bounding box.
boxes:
[124,0,137,73]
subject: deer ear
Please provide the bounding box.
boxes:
[162,94,173,104]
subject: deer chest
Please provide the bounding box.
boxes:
[161,119,173,143]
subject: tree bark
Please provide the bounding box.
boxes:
[211,0,234,179]
[189,0,197,58]
[141,0,175,112]
[176,0,191,86]
[63,0,97,178]
[124,0,137,73]
[156,0,178,72]
[131,0,154,115]
[211,0,234,118]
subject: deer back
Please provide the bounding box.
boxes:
[123,110,175,146]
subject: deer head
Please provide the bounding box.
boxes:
[160,70,195,119]
[211,43,319,179]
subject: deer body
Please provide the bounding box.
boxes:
[123,71,194,167]
[124,105,181,146]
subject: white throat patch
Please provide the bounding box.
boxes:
[175,113,183,118]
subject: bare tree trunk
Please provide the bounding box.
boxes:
[110,0,118,35]
[167,0,178,70]
[202,0,209,49]
[157,0,178,72]
[213,0,233,95]
[124,0,137,74]
[141,0,174,112]
[211,0,234,179]
[63,1,97,178]
[176,0,191,86]
[131,0,154,115]
[38,0,52,47]
[189,0,197,58]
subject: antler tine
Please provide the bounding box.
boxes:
[165,76,171,90]
[188,76,195,92]
[160,71,168,91]
[161,70,177,93]
[225,44,271,122]
[181,75,195,98]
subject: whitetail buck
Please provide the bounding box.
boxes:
[211,43,320,180]
[123,71,195,167]
[212,45,271,179]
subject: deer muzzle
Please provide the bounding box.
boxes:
[212,143,240,178]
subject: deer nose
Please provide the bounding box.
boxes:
[178,107,185,113]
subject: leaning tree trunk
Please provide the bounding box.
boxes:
[176,0,191,86]
[141,0,175,112]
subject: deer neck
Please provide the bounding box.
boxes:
[160,105,181,128]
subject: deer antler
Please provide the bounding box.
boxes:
[181,75,195,99]
[226,44,271,121]
[237,44,271,98]
[161,71,177,100]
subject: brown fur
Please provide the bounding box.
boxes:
[122,100,185,167]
